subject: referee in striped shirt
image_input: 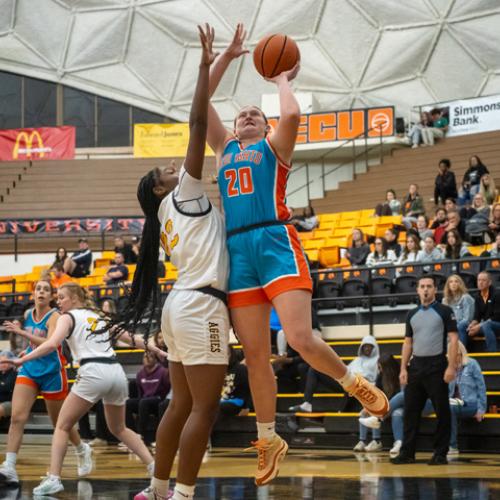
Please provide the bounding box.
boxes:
[392,275,458,465]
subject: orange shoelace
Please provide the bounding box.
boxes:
[244,439,271,470]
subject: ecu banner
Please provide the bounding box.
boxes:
[0,126,76,161]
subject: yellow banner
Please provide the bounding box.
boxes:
[133,123,214,158]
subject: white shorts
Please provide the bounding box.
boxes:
[161,289,229,365]
[71,362,128,406]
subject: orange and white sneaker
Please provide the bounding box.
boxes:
[244,435,288,486]
[346,374,389,418]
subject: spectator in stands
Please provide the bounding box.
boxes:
[431,208,448,245]
[467,271,500,352]
[441,210,466,243]
[384,227,402,258]
[0,350,16,421]
[375,189,401,216]
[289,336,379,414]
[479,174,498,206]
[292,206,319,232]
[125,351,170,446]
[220,346,251,416]
[131,236,141,262]
[114,236,137,264]
[101,298,117,318]
[103,252,129,285]
[487,203,500,240]
[50,263,72,289]
[434,159,457,206]
[408,111,432,148]
[7,320,28,356]
[444,198,457,213]
[485,233,500,258]
[415,215,433,242]
[402,184,425,230]
[356,354,400,453]
[366,238,397,267]
[442,275,475,349]
[465,193,491,244]
[51,247,69,270]
[397,234,421,265]
[447,342,487,456]
[64,238,92,278]
[417,236,443,264]
[421,108,448,146]
[346,228,371,267]
[459,155,490,206]
[443,229,470,260]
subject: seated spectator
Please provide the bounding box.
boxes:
[443,229,470,260]
[101,298,117,318]
[384,227,402,258]
[125,352,170,446]
[114,236,137,264]
[397,234,420,265]
[6,319,29,356]
[444,197,458,213]
[434,159,457,206]
[51,247,69,269]
[415,215,433,242]
[402,184,425,230]
[459,155,490,206]
[431,208,448,244]
[64,238,92,278]
[131,236,141,262]
[0,350,16,421]
[487,203,500,240]
[442,275,475,348]
[289,335,379,414]
[50,262,72,289]
[375,189,401,216]
[421,108,448,146]
[103,252,129,285]
[447,342,487,456]
[480,174,498,206]
[441,210,467,243]
[485,233,500,258]
[346,228,371,267]
[220,346,251,416]
[465,193,491,244]
[366,238,397,267]
[356,353,400,453]
[408,111,432,148]
[417,236,443,263]
[467,271,500,352]
[292,205,319,232]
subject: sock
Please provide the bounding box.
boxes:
[5,452,16,468]
[257,421,276,441]
[48,474,60,481]
[147,461,155,476]
[337,369,356,389]
[173,482,195,499]
[74,442,86,454]
[152,477,169,497]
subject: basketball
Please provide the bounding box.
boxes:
[253,34,300,78]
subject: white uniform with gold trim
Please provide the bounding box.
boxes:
[158,166,229,365]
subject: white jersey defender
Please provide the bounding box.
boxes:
[158,166,230,365]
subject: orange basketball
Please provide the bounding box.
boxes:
[253,34,300,79]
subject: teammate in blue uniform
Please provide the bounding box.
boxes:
[207,24,389,485]
[0,279,90,485]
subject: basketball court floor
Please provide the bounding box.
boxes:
[2,445,499,499]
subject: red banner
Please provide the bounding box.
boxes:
[0,126,75,161]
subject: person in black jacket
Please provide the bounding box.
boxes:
[346,228,371,267]
[434,159,457,206]
[64,238,92,278]
[458,155,489,206]
[220,346,251,416]
[467,272,500,352]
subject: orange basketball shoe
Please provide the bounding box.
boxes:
[346,373,389,418]
[245,435,288,486]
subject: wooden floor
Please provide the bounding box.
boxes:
[3,445,500,499]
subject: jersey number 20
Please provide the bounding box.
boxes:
[225,167,254,197]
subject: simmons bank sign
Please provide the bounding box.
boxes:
[0,126,75,161]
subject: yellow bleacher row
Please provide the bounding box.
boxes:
[0,250,178,294]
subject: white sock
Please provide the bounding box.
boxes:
[147,461,155,476]
[5,452,16,468]
[337,370,356,389]
[152,477,169,497]
[48,474,60,481]
[74,442,86,453]
[257,421,276,441]
[173,482,195,499]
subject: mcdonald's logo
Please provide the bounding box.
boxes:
[13,130,49,159]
